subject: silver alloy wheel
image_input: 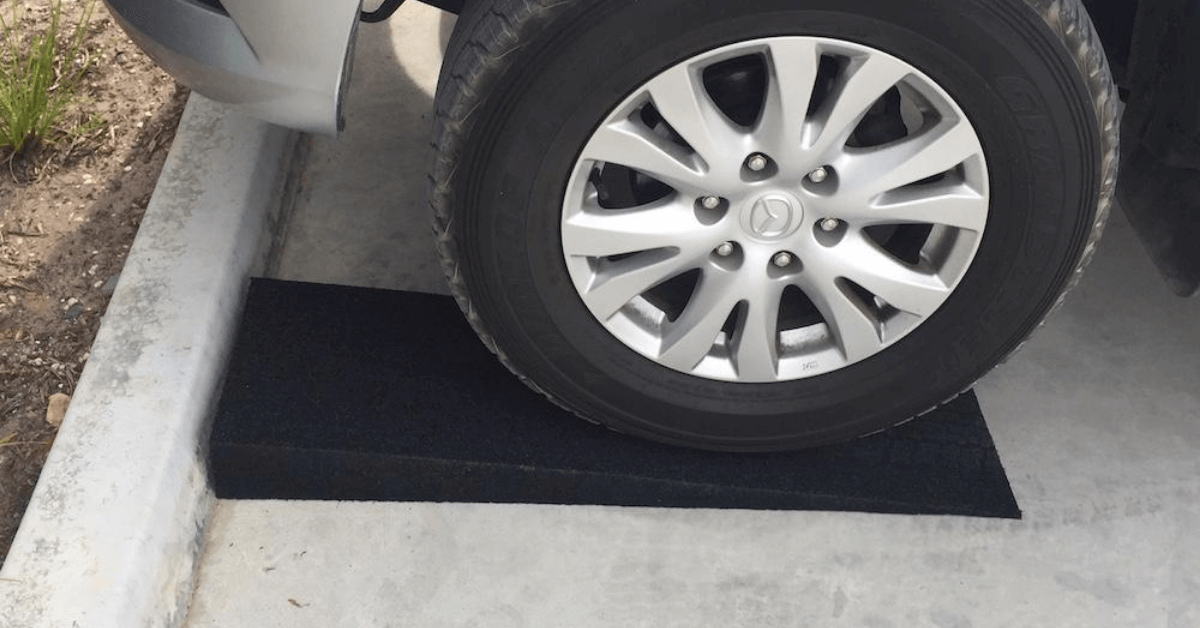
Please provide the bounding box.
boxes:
[561,37,989,383]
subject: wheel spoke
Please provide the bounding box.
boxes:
[797,273,884,362]
[581,119,709,193]
[841,118,981,199]
[756,39,821,158]
[580,251,699,320]
[658,272,741,371]
[806,52,910,156]
[562,197,705,258]
[643,62,745,168]
[856,186,989,231]
[731,283,784,380]
[832,235,951,317]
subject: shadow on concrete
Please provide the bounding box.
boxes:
[272,3,456,294]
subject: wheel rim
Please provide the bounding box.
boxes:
[561,37,990,383]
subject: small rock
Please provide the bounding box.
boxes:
[46,393,71,428]
[101,273,120,295]
[63,303,85,320]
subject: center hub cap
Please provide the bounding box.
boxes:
[741,192,804,241]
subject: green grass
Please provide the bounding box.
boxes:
[0,0,97,158]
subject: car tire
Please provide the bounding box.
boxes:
[429,0,1118,451]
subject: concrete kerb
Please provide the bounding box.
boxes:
[0,94,301,628]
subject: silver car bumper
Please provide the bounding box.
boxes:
[104,0,361,135]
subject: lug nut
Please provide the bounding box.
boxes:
[715,242,735,257]
[819,217,841,232]
[700,195,721,210]
[772,252,793,268]
[808,166,829,183]
[746,154,769,172]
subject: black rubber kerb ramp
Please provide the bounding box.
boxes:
[209,279,1021,519]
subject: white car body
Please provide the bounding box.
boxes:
[104,0,362,135]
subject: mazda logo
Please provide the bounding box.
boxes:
[749,196,795,237]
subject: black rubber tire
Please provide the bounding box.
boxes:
[429,0,1118,451]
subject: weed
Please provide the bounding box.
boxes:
[0,0,97,159]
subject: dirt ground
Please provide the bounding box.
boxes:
[0,0,187,564]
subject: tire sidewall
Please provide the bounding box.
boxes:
[449,0,1099,448]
